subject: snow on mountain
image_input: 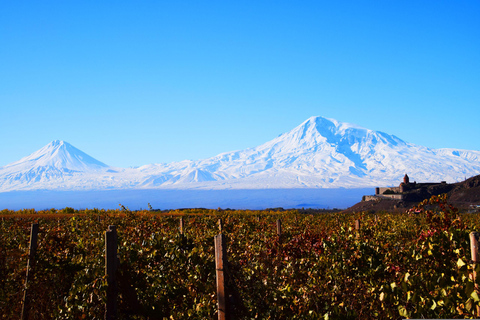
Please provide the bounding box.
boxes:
[0,140,111,191]
[7,140,108,171]
[139,116,480,189]
[1,117,480,192]
[138,116,480,189]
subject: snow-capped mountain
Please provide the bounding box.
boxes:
[0,140,111,190]
[7,140,108,171]
[1,117,480,191]
[137,116,480,189]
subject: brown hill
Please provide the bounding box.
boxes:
[447,174,480,207]
[345,174,480,213]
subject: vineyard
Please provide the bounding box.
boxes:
[2,195,480,319]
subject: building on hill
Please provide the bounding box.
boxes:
[469,205,480,213]
[363,174,448,202]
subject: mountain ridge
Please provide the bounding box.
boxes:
[1,116,479,191]
[4,140,108,171]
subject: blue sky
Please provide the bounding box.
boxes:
[1,1,479,168]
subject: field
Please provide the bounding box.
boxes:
[2,195,480,319]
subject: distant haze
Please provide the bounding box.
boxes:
[0,188,372,211]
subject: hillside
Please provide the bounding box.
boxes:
[448,175,480,207]
[347,175,480,213]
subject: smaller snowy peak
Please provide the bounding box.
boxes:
[2,140,109,173]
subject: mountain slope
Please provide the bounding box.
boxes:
[139,116,480,189]
[6,140,108,171]
[1,117,480,191]
[0,140,110,190]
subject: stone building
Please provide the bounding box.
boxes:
[364,174,448,202]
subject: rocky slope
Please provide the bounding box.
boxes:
[346,175,480,213]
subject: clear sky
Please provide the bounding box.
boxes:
[1,1,479,168]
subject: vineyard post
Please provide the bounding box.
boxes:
[215,233,228,320]
[21,223,39,320]
[180,217,184,235]
[470,232,480,316]
[105,225,119,320]
[277,219,282,237]
[218,218,223,232]
[355,219,361,238]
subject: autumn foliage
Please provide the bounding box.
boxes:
[1,196,480,319]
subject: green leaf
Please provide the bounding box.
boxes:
[390,282,397,290]
[407,291,412,301]
[379,292,385,301]
[466,281,475,296]
[398,305,408,317]
[472,291,480,302]
[466,298,473,311]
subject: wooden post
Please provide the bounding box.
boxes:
[277,219,282,237]
[179,217,184,235]
[471,232,480,316]
[105,225,119,320]
[218,218,223,232]
[215,233,227,320]
[355,219,361,239]
[21,223,39,320]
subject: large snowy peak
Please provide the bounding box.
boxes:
[186,116,407,181]
[257,116,405,161]
[151,115,480,188]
